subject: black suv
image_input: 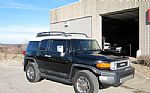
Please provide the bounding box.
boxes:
[23,31,135,93]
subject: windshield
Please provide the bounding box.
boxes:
[72,39,101,51]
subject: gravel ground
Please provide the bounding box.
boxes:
[0,59,150,93]
[129,57,150,77]
[132,64,150,77]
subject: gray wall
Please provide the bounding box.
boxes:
[50,0,150,55]
[50,17,92,37]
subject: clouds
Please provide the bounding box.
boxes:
[0,0,79,44]
[0,0,79,10]
[0,0,50,44]
[0,0,29,9]
[0,0,48,10]
[0,25,50,44]
[0,25,49,34]
[0,34,33,44]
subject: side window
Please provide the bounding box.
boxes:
[40,40,49,51]
[27,41,39,51]
[26,42,32,51]
[51,40,67,53]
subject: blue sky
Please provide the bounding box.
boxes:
[0,0,79,44]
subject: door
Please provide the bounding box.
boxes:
[50,17,92,37]
[37,39,51,71]
[44,39,71,78]
[46,40,71,78]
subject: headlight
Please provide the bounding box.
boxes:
[96,61,110,69]
[110,62,117,70]
[128,60,131,66]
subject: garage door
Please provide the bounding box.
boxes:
[50,17,92,37]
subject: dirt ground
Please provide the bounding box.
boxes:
[0,55,150,93]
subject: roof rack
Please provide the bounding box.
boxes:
[36,31,67,37]
[66,33,89,38]
[36,31,89,38]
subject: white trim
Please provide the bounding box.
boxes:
[30,36,95,42]
[110,60,130,70]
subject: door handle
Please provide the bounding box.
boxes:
[45,55,51,57]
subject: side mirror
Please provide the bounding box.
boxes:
[57,45,65,57]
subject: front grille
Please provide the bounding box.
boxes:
[117,61,128,68]
[111,60,129,70]
[116,60,129,70]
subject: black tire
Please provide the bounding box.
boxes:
[26,62,41,82]
[73,70,99,93]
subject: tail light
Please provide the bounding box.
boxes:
[22,51,26,55]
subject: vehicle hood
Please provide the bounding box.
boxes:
[73,53,127,64]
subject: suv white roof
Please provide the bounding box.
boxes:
[30,32,95,41]
[30,36,95,41]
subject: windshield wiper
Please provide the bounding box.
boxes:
[87,49,102,52]
[73,49,102,54]
[73,50,90,54]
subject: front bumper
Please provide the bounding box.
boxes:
[98,66,135,86]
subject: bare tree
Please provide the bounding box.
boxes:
[17,45,21,54]
[4,46,7,59]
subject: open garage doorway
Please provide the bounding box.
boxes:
[102,8,139,57]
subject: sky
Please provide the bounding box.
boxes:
[0,0,79,44]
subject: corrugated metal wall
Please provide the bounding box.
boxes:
[50,0,150,55]
[139,1,150,54]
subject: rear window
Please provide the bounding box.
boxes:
[26,41,39,51]
[40,40,49,51]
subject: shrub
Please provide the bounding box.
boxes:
[137,54,150,67]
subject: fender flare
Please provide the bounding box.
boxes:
[24,57,39,71]
[69,64,100,79]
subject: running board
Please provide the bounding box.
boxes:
[41,74,72,85]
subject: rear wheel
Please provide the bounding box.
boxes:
[26,62,41,82]
[73,70,99,93]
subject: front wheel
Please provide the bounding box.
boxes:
[73,70,99,93]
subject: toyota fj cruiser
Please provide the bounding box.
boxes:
[23,31,135,93]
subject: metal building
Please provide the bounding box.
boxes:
[50,0,150,57]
